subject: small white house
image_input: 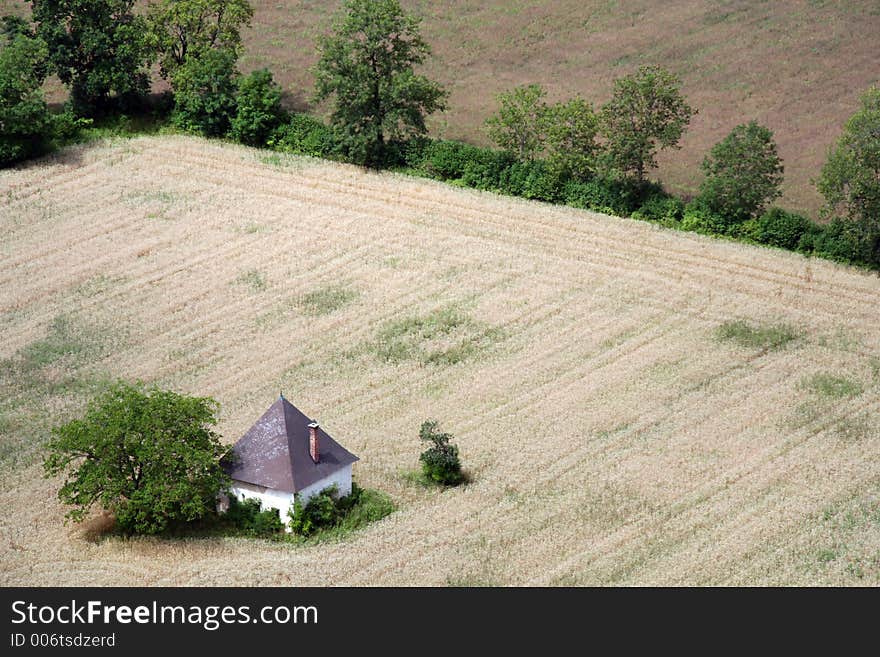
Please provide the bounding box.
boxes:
[222,395,358,528]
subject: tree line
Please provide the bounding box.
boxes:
[1,0,878,267]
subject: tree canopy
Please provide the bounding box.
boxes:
[43,382,230,535]
[418,419,462,486]
[544,96,601,180]
[31,0,153,114]
[818,86,880,230]
[313,0,446,167]
[485,83,547,162]
[0,27,52,164]
[146,0,253,79]
[170,46,239,137]
[599,66,695,182]
[700,121,784,223]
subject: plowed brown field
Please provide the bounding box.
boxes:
[1,136,878,585]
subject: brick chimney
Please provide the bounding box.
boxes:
[308,421,320,463]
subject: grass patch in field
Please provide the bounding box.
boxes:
[817,327,862,352]
[0,313,121,471]
[800,485,880,583]
[125,190,180,206]
[595,422,632,440]
[371,307,503,366]
[4,314,107,376]
[74,274,126,298]
[801,373,863,399]
[868,356,880,382]
[833,416,873,442]
[398,468,434,488]
[259,153,283,167]
[235,269,267,292]
[294,285,359,316]
[446,535,501,587]
[446,573,499,587]
[235,222,269,235]
[715,320,798,350]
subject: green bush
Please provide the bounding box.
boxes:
[562,177,644,216]
[399,136,432,168]
[808,218,870,265]
[224,496,284,537]
[268,114,336,157]
[699,121,784,224]
[632,193,685,225]
[422,140,484,179]
[230,68,286,146]
[680,200,730,235]
[0,32,52,165]
[499,159,564,202]
[418,419,463,486]
[171,48,239,137]
[460,150,514,191]
[288,484,342,537]
[743,207,813,250]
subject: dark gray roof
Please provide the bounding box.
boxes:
[224,396,358,493]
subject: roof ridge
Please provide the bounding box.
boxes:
[279,397,300,492]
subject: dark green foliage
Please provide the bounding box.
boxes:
[43,381,230,535]
[288,483,395,538]
[460,149,515,190]
[485,83,547,162]
[223,496,283,537]
[680,199,730,235]
[562,177,648,216]
[32,0,153,115]
[600,66,695,182]
[289,485,340,536]
[171,47,238,136]
[2,15,33,39]
[633,193,685,225]
[0,30,52,165]
[700,121,784,224]
[313,0,446,167]
[230,68,286,146]
[743,207,813,250]
[418,419,463,486]
[269,113,337,157]
[499,159,564,202]
[807,218,871,265]
[423,139,486,179]
[817,86,880,267]
[146,0,253,79]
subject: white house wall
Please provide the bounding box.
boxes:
[229,465,354,529]
[295,465,353,503]
[228,481,295,520]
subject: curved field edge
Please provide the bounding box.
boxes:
[0,135,878,586]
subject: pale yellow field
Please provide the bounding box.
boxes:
[1,135,878,586]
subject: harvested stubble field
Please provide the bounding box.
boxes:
[1,135,879,586]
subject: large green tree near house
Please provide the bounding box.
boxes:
[44,381,230,535]
[313,0,446,168]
